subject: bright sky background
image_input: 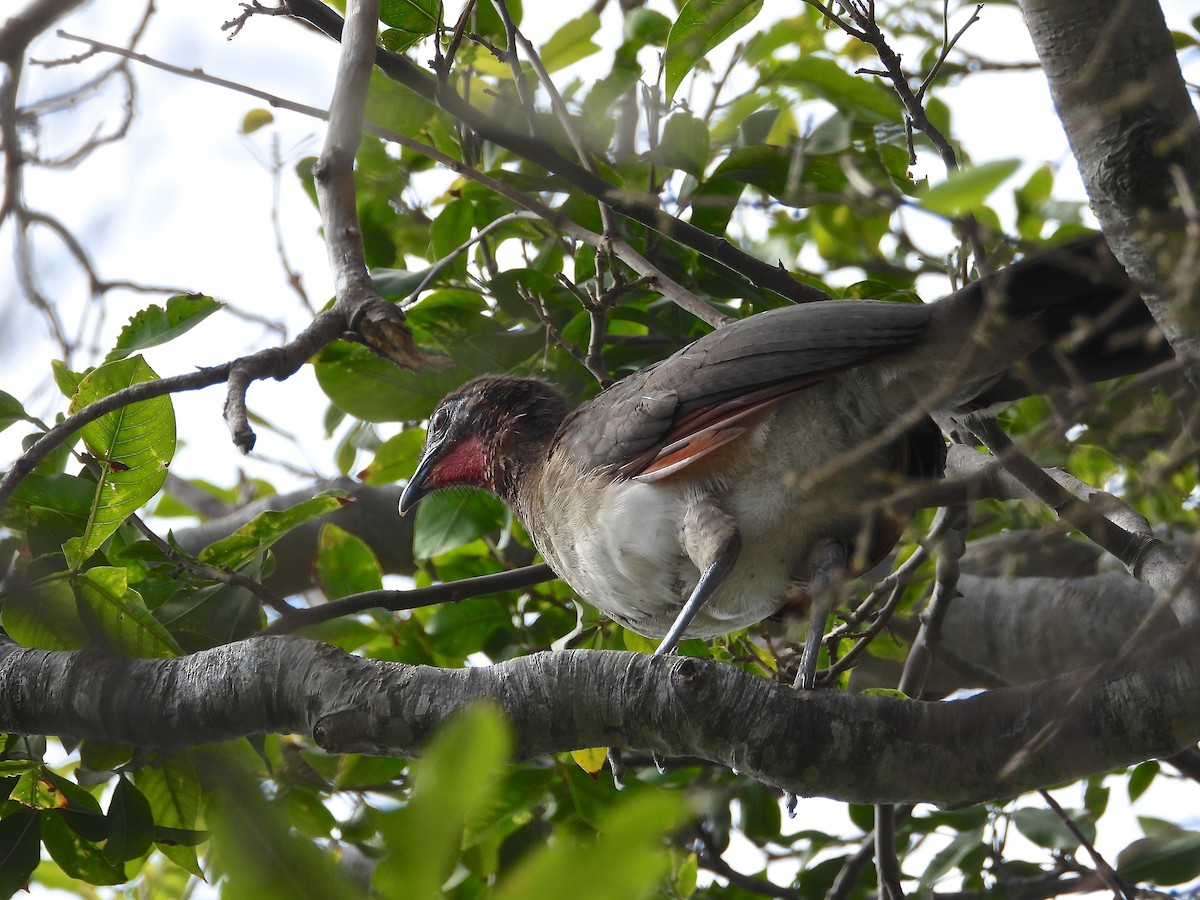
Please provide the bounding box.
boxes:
[3,1,1200,895]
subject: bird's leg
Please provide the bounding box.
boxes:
[794,539,847,690]
[653,497,741,657]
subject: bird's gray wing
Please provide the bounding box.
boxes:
[553,300,934,476]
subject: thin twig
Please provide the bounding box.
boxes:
[259,563,556,634]
[1038,790,1134,900]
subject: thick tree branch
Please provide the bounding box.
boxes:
[0,630,1197,806]
[1018,0,1200,379]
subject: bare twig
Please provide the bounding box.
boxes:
[1038,790,1134,900]
[896,504,968,697]
[260,563,556,634]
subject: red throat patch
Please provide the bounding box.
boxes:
[428,434,490,489]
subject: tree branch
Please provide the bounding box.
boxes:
[1,629,1197,806]
[1018,0,1200,381]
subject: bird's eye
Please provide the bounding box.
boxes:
[428,406,449,437]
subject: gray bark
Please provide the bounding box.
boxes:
[0,630,1195,806]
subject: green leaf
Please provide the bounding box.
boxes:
[665,0,764,100]
[51,360,86,400]
[918,159,1021,217]
[135,754,203,878]
[314,523,384,600]
[1128,760,1160,802]
[198,493,345,571]
[493,788,679,900]
[42,812,127,886]
[106,294,223,363]
[1118,829,1200,886]
[358,428,425,485]
[380,0,438,51]
[429,198,475,277]
[73,567,184,658]
[625,8,672,46]
[776,55,901,124]
[374,706,512,899]
[313,341,464,422]
[659,113,711,176]
[412,490,506,559]
[0,809,41,898]
[1,576,89,651]
[1012,806,1093,852]
[918,825,984,893]
[538,12,602,74]
[425,595,514,657]
[370,267,434,298]
[240,108,274,134]
[63,356,175,568]
[208,762,359,900]
[104,776,154,863]
[0,389,28,434]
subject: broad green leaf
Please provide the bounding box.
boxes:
[665,0,763,101]
[314,523,384,600]
[0,389,27,434]
[0,809,40,898]
[63,356,175,569]
[1,576,89,651]
[374,706,512,900]
[207,760,360,900]
[775,56,901,124]
[493,789,679,900]
[370,267,434,298]
[425,596,514,658]
[364,71,438,137]
[429,199,475,278]
[12,770,66,809]
[412,490,506,559]
[358,428,425,485]
[625,8,671,46]
[659,113,711,176]
[917,825,985,893]
[538,12,602,74]
[73,567,183,658]
[379,0,438,51]
[1013,806,1093,851]
[135,754,203,878]
[51,360,87,400]
[105,294,223,362]
[103,776,154,863]
[198,493,345,571]
[1118,829,1200,886]
[313,341,463,422]
[1128,760,1160,801]
[42,812,127,886]
[919,159,1021,217]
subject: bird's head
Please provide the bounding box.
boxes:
[398,375,573,515]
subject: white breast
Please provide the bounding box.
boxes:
[525,375,906,639]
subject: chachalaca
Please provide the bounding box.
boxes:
[398,236,1168,687]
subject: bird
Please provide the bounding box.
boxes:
[398,236,1167,688]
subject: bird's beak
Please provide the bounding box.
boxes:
[398,444,442,516]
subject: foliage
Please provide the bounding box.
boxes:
[0,0,1198,897]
